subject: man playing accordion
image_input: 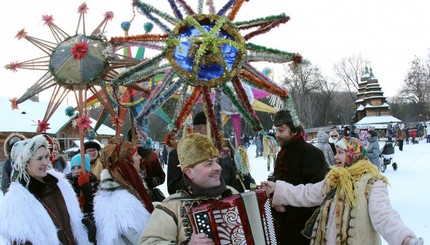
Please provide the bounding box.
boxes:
[140,133,238,244]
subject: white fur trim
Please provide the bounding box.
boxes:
[94,170,151,245]
[0,170,91,245]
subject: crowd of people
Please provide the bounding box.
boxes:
[0,109,424,244]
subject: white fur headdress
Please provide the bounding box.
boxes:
[12,135,48,187]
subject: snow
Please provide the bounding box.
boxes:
[1,139,428,243]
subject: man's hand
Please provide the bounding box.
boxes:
[188,233,215,245]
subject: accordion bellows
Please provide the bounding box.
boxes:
[189,189,277,245]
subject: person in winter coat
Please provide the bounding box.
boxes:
[0,135,91,245]
[314,130,336,166]
[396,125,407,151]
[411,128,417,144]
[84,140,103,180]
[93,137,154,245]
[271,109,329,245]
[51,138,70,174]
[367,130,381,170]
[138,138,166,202]
[1,132,26,195]
[262,137,424,245]
[140,133,238,244]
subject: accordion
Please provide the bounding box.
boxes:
[189,189,277,245]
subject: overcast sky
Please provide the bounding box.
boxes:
[1,0,430,101]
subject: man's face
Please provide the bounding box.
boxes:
[275,124,296,147]
[184,157,222,189]
[86,148,98,161]
[193,124,208,135]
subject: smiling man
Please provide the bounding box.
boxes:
[270,109,329,245]
[140,133,237,244]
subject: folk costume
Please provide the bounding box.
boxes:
[0,136,91,245]
[93,138,153,245]
[271,137,421,245]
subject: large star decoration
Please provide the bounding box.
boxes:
[108,0,301,149]
[4,3,141,135]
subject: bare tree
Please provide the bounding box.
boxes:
[398,56,430,119]
[333,54,368,100]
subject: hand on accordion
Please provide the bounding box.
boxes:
[189,232,215,245]
[260,181,276,196]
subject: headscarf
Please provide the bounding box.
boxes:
[12,135,49,187]
[327,137,388,207]
[99,137,154,212]
[335,137,367,167]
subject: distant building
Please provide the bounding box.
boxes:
[353,67,400,129]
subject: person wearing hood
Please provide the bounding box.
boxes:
[314,130,336,166]
[93,137,153,245]
[367,130,381,170]
[1,133,26,195]
[328,130,339,155]
[0,135,91,245]
[262,137,424,245]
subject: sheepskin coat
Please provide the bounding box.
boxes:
[93,169,151,245]
[272,172,417,244]
[0,170,91,245]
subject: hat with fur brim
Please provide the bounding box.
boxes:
[84,141,101,151]
[273,110,294,127]
[177,133,219,170]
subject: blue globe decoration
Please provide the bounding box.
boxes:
[166,14,246,87]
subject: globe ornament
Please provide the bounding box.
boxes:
[50,34,108,86]
[166,14,246,87]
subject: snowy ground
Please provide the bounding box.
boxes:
[1,139,428,243]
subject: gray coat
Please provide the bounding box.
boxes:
[367,135,381,169]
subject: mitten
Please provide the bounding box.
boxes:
[78,170,90,187]
[410,238,424,245]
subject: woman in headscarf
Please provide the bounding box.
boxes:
[0,135,91,245]
[93,137,154,245]
[262,137,423,245]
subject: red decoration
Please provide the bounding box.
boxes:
[10,97,19,110]
[37,120,51,134]
[104,11,114,21]
[42,15,54,25]
[78,3,88,14]
[71,41,88,60]
[76,114,92,131]
[111,117,124,127]
[15,29,27,40]
[8,62,20,72]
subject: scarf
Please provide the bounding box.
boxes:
[325,160,389,207]
[183,175,227,197]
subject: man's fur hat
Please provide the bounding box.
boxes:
[177,133,219,170]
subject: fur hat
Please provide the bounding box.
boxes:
[99,137,136,170]
[70,154,91,172]
[177,133,219,170]
[12,135,49,186]
[192,111,207,126]
[335,137,367,166]
[84,140,101,152]
[273,110,294,127]
[4,133,26,157]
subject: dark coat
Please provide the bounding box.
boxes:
[273,136,329,245]
[1,158,12,194]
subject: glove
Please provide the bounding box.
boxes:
[410,238,424,245]
[78,170,90,187]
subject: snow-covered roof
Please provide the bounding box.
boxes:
[356,105,365,111]
[363,103,390,109]
[0,96,115,135]
[355,115,401,128]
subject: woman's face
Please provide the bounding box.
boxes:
[334,146,347,168]
[52,144,59,160]
[26,146,50,181]
[132,151,141,171]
